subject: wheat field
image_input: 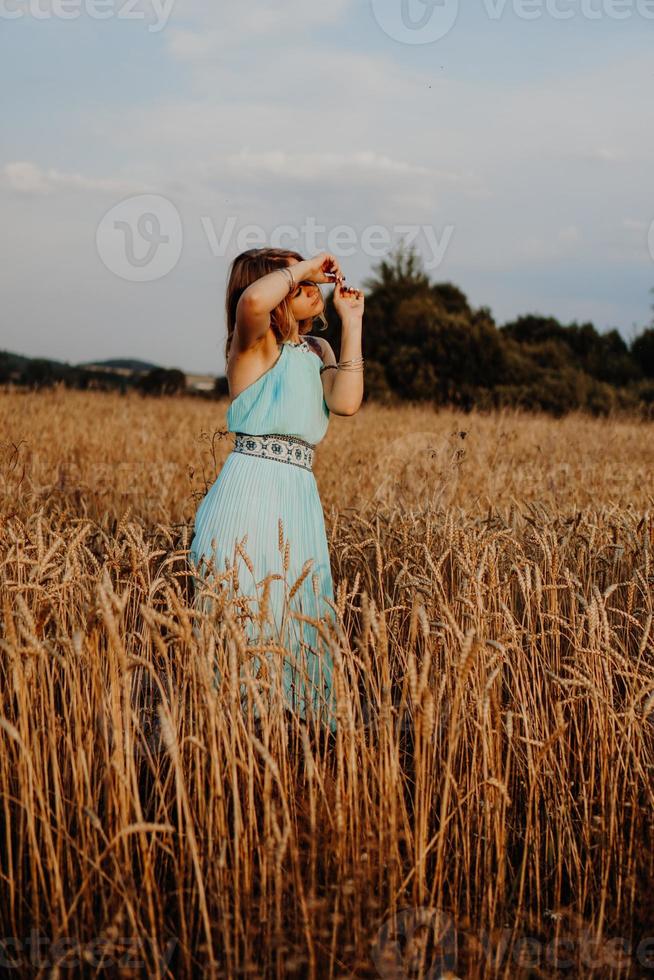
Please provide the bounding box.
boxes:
[1,384,653,978]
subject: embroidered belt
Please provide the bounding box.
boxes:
[232,431,315,471]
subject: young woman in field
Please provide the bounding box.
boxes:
[189,248,365,734]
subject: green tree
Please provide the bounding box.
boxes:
[138,368,186,396]
[317,240,650,416]
[214,376,229,398]
[631,328,654,378]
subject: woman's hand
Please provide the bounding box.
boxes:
[302,251,345,285]
[333,280,365,321]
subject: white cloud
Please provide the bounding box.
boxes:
[166,0,354,61]
[521,224,583,259]
[2,12,653,369]
[593,146,629,162]
[220,147,466,183]
[1,161,153,197]
[167,29,219,62]
[559,224,581,242]
[623,217,648,231]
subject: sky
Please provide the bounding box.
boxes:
[1,0,653,376]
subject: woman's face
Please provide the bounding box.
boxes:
[285,258,324,324]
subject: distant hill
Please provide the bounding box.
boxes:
[1,350,67,371]
[0,350,73,373]
[77,358,161,373]
[0,348,219,398]
[1,351,163,374]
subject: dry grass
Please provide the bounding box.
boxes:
[1,385,653,979]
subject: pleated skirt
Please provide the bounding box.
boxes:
[189,449,337,733]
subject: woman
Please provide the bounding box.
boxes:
[189,248,365,734]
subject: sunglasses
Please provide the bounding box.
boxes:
[293,277,352,296]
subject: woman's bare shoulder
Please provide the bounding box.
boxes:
[309,336,336,362]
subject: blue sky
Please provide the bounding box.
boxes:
[1,0,653,374]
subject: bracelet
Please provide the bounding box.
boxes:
[319,362,365,373]
[277,267,296,293]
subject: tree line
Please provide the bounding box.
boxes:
[0,352,187,397]
[317,241,654,418]
[3,242,654,417]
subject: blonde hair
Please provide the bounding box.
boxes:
[224,247,328,362]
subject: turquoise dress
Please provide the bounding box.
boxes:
[189,338,337,734]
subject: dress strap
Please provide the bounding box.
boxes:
[277,337,322,360]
